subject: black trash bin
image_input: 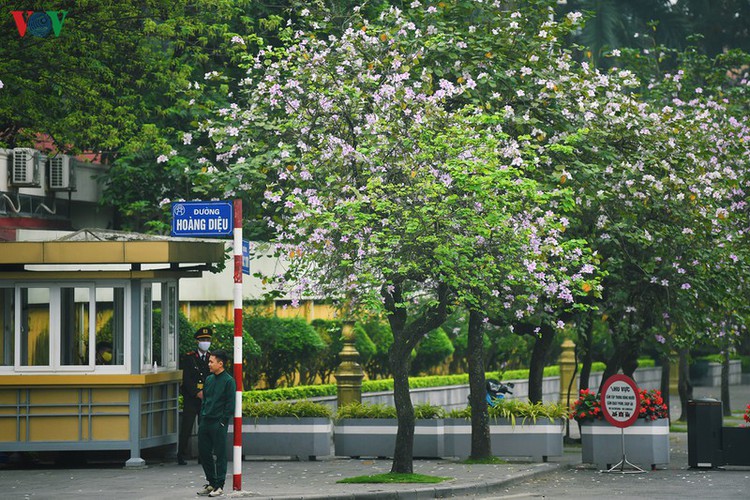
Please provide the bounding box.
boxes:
[687,398,723,468]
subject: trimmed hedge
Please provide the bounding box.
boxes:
[249,315,326,388]
[336,402,444,420]
[244,367,559,402]
[242,400,332,418]
[242,359,654,402]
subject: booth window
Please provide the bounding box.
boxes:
[60,287,92,366]
[3,283,129,372]
[20,287,50,366]
[164,282,177,369]
[145,280,178,371]
[95,287,126,366]
[1,288,14,366]
[142,284,153,369]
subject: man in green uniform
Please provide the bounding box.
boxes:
[196,349,235,497]
[178,327,212,465]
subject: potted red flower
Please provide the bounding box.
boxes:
[571,387,670,470]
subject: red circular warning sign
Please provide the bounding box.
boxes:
[600,374,641,428]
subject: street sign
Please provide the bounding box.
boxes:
[600,374,641,428]
[171,201,233,237]
[242,240,250,275]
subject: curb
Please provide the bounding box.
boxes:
[226,462,562,499]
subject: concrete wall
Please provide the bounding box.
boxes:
[310,367,663,412]
[693,360,742,387]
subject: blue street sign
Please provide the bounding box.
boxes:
[171,201,233,237]
[242,240,250,275]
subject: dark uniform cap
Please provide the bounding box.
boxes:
[194,327,214,340]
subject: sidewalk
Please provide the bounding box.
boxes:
[0,383,747,500]
[0,454,564,499]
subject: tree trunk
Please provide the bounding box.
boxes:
[621,334,641,378]
[677,347,693,422]
[389,340,415,473]
[383,281,450,474]
[528,325,555,403]
[660,355,671,420]
[721,349,731,417]
[600,339,623,393]
[467,310,491,459]
[579,313,594,391]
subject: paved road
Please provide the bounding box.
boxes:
[458,433,750,499]
[458,383,750,500]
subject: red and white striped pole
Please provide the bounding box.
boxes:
[232,199,243,491]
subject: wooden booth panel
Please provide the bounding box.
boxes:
[91,415,129,440]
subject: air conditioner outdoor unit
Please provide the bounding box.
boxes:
[48,155,76,191]
[10,148,41,187]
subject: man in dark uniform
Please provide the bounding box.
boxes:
[178,326,213,465]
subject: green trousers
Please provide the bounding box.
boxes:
[198,419,229,489]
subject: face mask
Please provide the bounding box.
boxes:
[198,341,211,352]
[102,351,112,362]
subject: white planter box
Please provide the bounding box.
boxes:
[227,417,332,461]
[581,418,670,470]
[333,419,444,458]
[444,417,564,461]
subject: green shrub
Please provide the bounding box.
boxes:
[310,319,377,382]
[242,363,627,402]
[637,358,656,368]
[336,402,397,419]
[696,354,739,364]
[242,400,332,418]
[248,315,326,388]
[448,400,569,423]
[740,355,750,373]
[244,384,337,402]
[335,402,444,420]
[360,319,396,379]
[411,327,455,375]
[244,367,563,402]
[443,309,537,373]
[489,399,569,423]
[447,407,471,419]
[414,403,445,419]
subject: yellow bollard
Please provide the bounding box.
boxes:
[559,339,578,408]
[335,321,364,408]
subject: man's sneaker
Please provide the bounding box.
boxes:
[196,484,214,496]
[208,487,223,497]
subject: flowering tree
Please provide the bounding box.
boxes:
[189,0,750,463]
[550,44,750,410]
[190,0,604,467]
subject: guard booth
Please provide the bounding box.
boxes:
[0,230,224,467]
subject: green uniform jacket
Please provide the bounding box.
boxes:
[200,370,236,422]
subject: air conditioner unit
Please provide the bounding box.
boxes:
[48,155,76,191]
[10,148,41,187]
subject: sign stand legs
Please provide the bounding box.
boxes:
[602,428,646,474]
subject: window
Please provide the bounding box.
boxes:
[1,282,130,372]
[142,281,179,371]
[164,282,178,370]
[142,284,153,370]
[60,287,92,366]
[95,287,126,367]
[19,287,50,367]
[0,288,13,366]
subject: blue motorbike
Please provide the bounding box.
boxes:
[485,378,514,407]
